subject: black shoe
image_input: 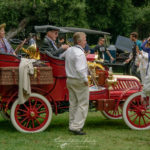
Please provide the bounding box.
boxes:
[69,129,86,135]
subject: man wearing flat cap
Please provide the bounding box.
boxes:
[0,23,26,55]
[40,26,69,57]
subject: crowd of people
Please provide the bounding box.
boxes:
[124,32,149,85]
[1,23,150,135]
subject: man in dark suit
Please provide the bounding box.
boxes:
[40,27,69,57]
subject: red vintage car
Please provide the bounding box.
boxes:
[0,52,149,133]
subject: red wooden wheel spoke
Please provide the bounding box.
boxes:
[37,110,46,114]
[36,104,44,110]
[128,108,138,112]
[138,116,141,126]
[132,115,139,123]
[142,116,147,126]
[144,114,150,119]
[21,116,29,124]
[29,99,32,109]
[129,112,137,118]
[131,103,139,109]
[103,105,122,119]
[18,108,28,113]
[37,115,46,120]
[35,118,41,125]
[23,104,29,111]
[25,119,31,128]
[32,119,35,128]
[116,110,120,115]
[17,114,27,117]
[33,100,38,109]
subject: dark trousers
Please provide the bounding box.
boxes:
[130,61,141,80]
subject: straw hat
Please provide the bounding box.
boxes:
[0,23,6,29]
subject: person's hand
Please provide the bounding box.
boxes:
[124,59,130,64]
[61,44,69,50]
[147,37,150,41]
[13,52,16,56]
[84,81,88,86]
[110,56,114,62]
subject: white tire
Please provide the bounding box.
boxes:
[11,93,52,133]
[123,92,150,130]
[101,108,122,120]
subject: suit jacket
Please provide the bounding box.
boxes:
[40,36,64,57]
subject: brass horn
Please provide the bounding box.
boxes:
[22,44,40,60]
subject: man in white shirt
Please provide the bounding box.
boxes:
[61,32,89,135]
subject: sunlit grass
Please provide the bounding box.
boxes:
[0,111,150,150]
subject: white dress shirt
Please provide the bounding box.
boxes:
[136,51,148,69]
[61,45,88,82]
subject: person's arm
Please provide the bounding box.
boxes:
[40,38,63,56]
[41,38,69,57]
[59,49,67,59]
[106,49,114,62]
[124,53,133,63]
[15,39,27,53]
[141,40,150,53]
[75,53,88,85]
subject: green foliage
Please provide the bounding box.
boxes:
[132,4,150,40]
[0,0,150,41]
[86,0,135,41]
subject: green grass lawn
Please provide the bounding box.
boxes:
[0,111,150,150]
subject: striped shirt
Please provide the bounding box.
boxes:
[0,38,14,54]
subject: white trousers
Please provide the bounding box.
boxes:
[67,78,89,131]
[140,68,147,85]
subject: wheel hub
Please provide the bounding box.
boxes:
[30,111,35,117]
[140,109,146,115]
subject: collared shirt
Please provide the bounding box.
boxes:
[46,36,58,50]
[61,45,88,82]
[0,38,14,54]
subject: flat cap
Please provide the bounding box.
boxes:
[46,26,60,32]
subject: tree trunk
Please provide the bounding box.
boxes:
[6,18,30,40]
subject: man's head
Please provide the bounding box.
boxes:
[0,23,6,39]
[46,27,59,41]
[130,32,138,42]
[98,37,105,45]
[73,32,86,48]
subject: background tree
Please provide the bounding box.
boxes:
[86,0,135,42]
[0,0,150,42]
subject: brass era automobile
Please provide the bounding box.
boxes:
[0,26,149,133]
